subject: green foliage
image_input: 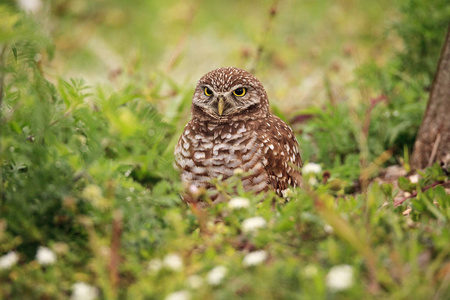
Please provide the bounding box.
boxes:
[0,4,179,261]
[1,1,450,299]
[294,0,450,185]
[394,0,450,86]
[358,0,450,160]
[295,104,362,184]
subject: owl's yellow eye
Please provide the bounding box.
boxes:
[204,87,213,96]
[233,87,246,97]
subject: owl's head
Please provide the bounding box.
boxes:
[191,67,270,121]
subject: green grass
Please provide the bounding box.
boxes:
[1,0,449,299]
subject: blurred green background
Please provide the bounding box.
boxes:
[33,0,397,108]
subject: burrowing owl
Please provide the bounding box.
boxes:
[175,67,302,203]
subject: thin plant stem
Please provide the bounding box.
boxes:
[0,43,8,203]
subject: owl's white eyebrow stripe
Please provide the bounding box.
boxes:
[230,84,244,89]
[202,84,214,91]
[202,84,248,94]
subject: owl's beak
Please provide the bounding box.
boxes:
[218,97,225,116]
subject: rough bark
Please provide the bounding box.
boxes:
[411,24,450,170]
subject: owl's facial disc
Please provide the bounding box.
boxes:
[193,67,270,121]
[200,84,258,118]
[194,84,248,118]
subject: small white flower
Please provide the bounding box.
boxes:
[188,184,199,195]
[36,246,56,265]
[302,162,322,175]
[148,259,163,273]
[326,264,354,292]
[324,224,334,234]
[228,197,250,209]
[242,216,267,233]
[308,177,318,186]
[17,0,42,13]
[71,282,98,300]
[409,174,420,184]
[163,253,183,272]
[281,188,293,198]
[207,266,227,286]
[0,251,19,270]
[186,275,203,289]
[165,290,191,300]
[303,264,318,278]
[243,250,268,267]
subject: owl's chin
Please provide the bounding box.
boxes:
[198,110,250,123]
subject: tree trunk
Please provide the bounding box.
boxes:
[411,24,450,170]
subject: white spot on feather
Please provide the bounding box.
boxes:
[194,152,205,160]
[237,127,247,134]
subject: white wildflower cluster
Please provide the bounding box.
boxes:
[228,197,250,209]
[148,258,163,273]
[242,216,267,233]
[148,253,184,273]
[188,184,199,195]
[323,224,334,234]
[326,264,354,292]
[409,174,420,184]
[302,162,322,185]
[207,266,227,286]
[163,253,184,272]
[0,251,19,270]
[165,290,191,300]
[281,188,293,198]
[302,162,322,175]
[36,246,56,265]
[1,246,58,270]
[17,0,42,13]
[71,282,98,300]
[186,275,203,289]
[243,250,268,267]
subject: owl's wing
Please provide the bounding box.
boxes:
[259,116,302,196]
